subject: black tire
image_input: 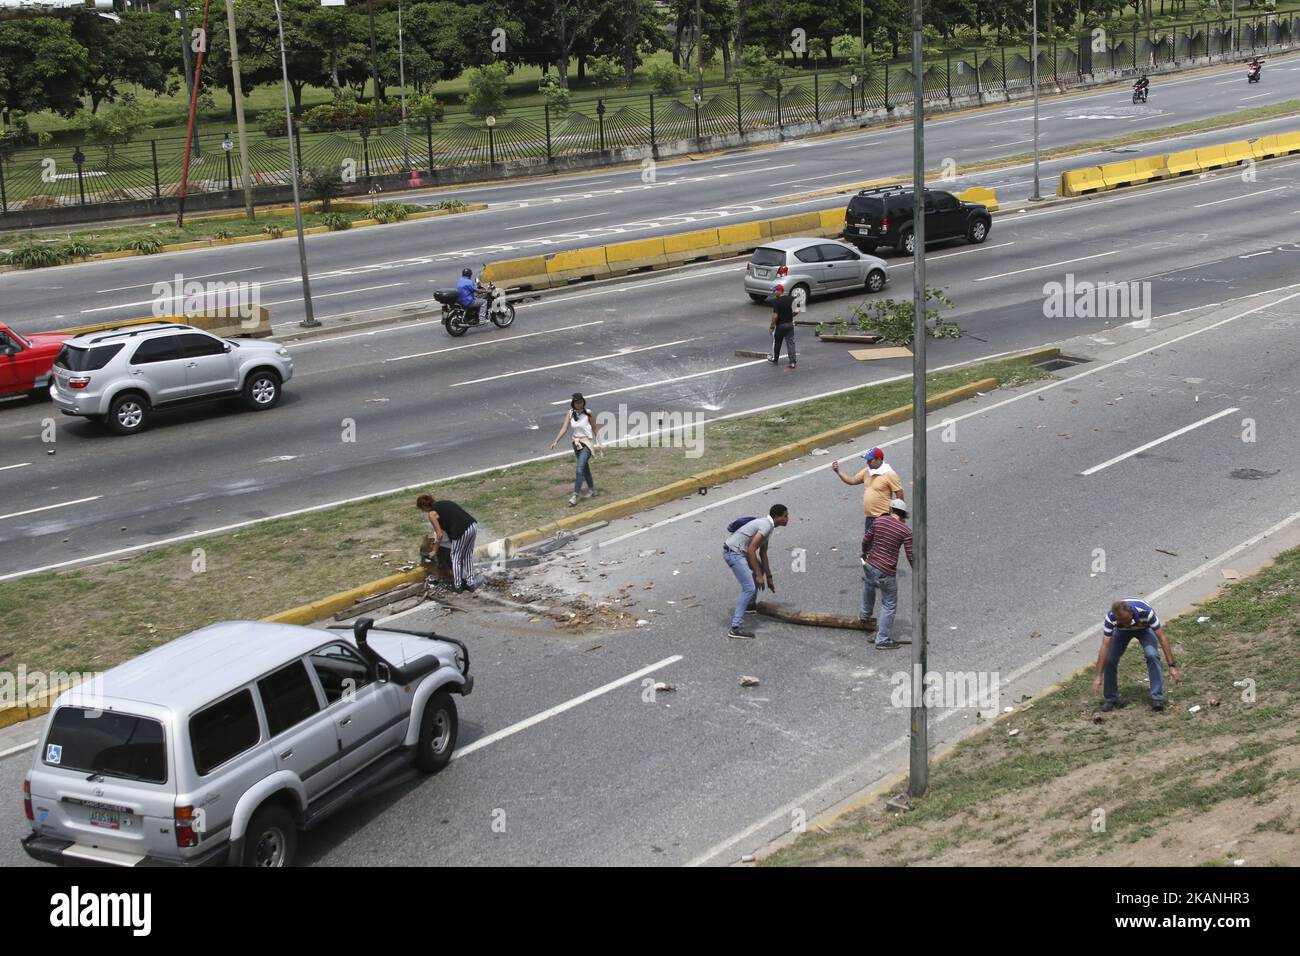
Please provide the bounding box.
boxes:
[444,314,468,337]
[967,218,990,244]
[241,369,281,411]
[491,303,516,328]
[415,691,458,774]
[106,392,150,435]
[790,283,811,311]
[865,269,886,294]
[240,804,298,868]
[897,228,916,257]
[28,381,51,401]
[748,292,767,303]
[855,240,879,254]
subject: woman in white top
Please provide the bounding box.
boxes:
[549,392,601,506]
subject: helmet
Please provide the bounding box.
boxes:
[462,267,473,278]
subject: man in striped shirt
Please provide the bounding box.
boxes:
[1093,599,1181,711]
[860,498,913,649]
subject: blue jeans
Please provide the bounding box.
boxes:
[861,563,898,645]
[1103,628,1164,703]
[724,550,756,629]
[572,445,595,495]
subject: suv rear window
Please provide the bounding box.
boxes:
[55,344,123,372]
[750,247,786,267]
[191,690,261,776]
[847,196,883,217]
[44,707,167,784]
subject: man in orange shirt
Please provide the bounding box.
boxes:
[831,446,905,535]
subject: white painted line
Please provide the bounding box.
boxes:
[886,241,1015,270]
[386,320,606,362]
[546,179,611,190]
[985,139,1034,149]
[0,462,32,473]
[1080,407,1240,476]
[0,496,101,522]
[1239,250,1274,259]
[505,213,608,231]
[264,282,405,307]
[96,266,263,295]
[975,250,1120,281]
[1241,92,1272,101]
[0,740,38,760]
[1194,185,1287,208]
[768,170,861,187]
[449,337,697,388]
[452,655,683,760]
[713,159,773,169]
[549,359,770,403]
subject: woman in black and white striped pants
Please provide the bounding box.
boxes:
[417,494,479,591]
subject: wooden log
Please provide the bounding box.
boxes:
[756,601,875,632]
[817,333,881,344]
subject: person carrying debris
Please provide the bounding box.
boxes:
[767,283,798,369]
[860,498,912,649]
[416,494,479,592]
[831,446,905,535]
[722,504,789,640]
[1093,599,1181,712]
[549,392,602,507]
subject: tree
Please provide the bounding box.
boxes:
[70,10,178,113]
[0,17,88,119]
[73,93,147,161]
[464,61,510,117]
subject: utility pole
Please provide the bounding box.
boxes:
[272,0,318,328]
[1032,0,1042,201]
[177,1,201,159]
[695,0,704,92]
[367,0,383,134]
[907,0,928,800]
[398,0,410,170]
[223,0,254,221]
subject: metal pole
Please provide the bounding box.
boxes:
[367,0,382,134]
[907,0,928,801]
[695,0,704,91]
[223,0,255,221]
[273,0,317,328]
[398,0,410,170]
[1032,0,1041,201]
[0,157,7,214]
[175,0,212,227]
[736,82,743,134]
[151,139,161,198]
[544,104,552,162]
[649,92,656,152]
[177,1,201,159]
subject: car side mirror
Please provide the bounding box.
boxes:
[223,342,233,353]
[0,346,15,357]
[374,661,391,684]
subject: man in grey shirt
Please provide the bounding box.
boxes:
[722,504,789,639]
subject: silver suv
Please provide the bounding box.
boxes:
[22,617,473,868]
[49,322,294,435]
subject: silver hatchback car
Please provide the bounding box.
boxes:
[49,322,294,435]
[22,617,472,868]
[743,237,889,303]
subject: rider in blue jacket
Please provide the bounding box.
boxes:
[456,267,487,323]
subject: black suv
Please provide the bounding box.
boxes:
[843,186,992,256]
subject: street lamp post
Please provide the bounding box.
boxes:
[223,0,255,221]
[398,0,410,170]
[1032,0,1042,201]
[367,0,383,134]
[272,0,318,328]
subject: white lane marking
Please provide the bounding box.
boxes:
[385,321,606,362]
[0,463,32,473]
[546,179,611,190]
[985,139,1034,149]
[449,338,697,388]
[885,241,1015,269]
[1080,407,1240,476]
[263,282,405,307]
[768,170,862,187]
[505,213,608,231]
[1194,185,1288,208]
[687,503,1300,867]
[1241,92,1272,101]
[1240,250,1274,259]
[549,359,770,403]
[0,496,101,522]
[713,159,774,169]
[974,250,1120,281]
[0,740,38,760]
[95,266,263,295]
[452,655,683,760]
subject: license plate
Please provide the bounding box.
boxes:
[857,226,873,234]
[755,268,771,278]
[89,809,122,830]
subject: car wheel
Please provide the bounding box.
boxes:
[865,269,887,294]
[415,691,459,774]
[790,284,811,313]
[106,392,150,435]
[967,218,989,244]
[241,804,298,868]
[898,228,916,257]
[748,292,767,303]
[242,370,281,411]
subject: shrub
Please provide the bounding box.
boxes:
[841,287,959,347]
[409,93,445,123]
[371,201,409,224]
[4,243,67,269]
[301,165,344,211]
[538,74,571,118]
[0,115,51,162]
[262,225,285,239]
[464,62,510,119]
[436,199,468,212]
[213,228,234,240]
[73,94,147,162]
[127,235,164,255]
[60,239,92,260]
[321,212,352,231]
[646,61,685,96]
[587,55,623,88]
[740,48,784,89]
[260,108,290,137]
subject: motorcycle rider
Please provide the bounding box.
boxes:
[1248,57,1263,79]
[456,267,488,324]
[1134,73,1150,100]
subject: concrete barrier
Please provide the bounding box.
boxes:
[956,186,999,211]
[716,221,770,257]
[663,227,722,264]
[605,237,670,275]
[58,305,272,339]
[482,255,552,291]
[1194,144,1231,171]
[1058,167,1106,196]
[544,246,610,284]
[768,212,823,238]
[1164,148,1202,176]
[1220,140,1254,166]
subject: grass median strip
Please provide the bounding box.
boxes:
[1,356,1047,678]
[763,545,1300,867]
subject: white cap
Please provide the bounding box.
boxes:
[890,498,908,514]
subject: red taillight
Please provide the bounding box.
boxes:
[881,216,890,230]
[68,376,90,389]
[777,265,788,277]
[175,805,198,848]
[23,778,33,822]
[746,263,752,274]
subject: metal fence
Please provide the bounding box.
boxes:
[2,13,1296,218]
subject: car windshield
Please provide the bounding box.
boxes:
[2,328,31,349]
[44,707,167,784]
[55,344,123,372]
[750,248,785,267]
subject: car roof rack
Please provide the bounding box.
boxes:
[857,184,913,197]
[77,322,190,345]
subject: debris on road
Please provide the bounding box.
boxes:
[654,682,675,693]
[740,675,761,687]
[635,619,650,627]
[740,853,758,863]
[757,601,881,634]
[1155,548,1179,557]
[1197,616,1211,623]
[1029,630,1042,639]
[1188,705,1202,714]
[1008,728,1021,737]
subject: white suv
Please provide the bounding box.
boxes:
[50,322,294,435]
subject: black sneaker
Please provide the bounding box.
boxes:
[874,640,902,650]
[727,626,756,639]
[1100,700,1116,712]
[745,601,758,614]
[1151,700,1164,712]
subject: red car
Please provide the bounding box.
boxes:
[0,321,70,399]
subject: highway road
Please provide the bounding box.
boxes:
[4,149,1300,577]
[4,54,1300,335]
[3,285,1297,867]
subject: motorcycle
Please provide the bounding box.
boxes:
[1132,81,1149,104]
[1247,60,1263,83]
[433,282,516,336]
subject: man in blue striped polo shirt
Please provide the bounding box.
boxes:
[1093,599,1181,712]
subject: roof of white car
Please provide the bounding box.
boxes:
[756,237,853,251]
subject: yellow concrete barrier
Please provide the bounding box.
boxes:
[1134,156,1168,182]
[956,186,998,211]
[1194,144,1231,170]
[605,237,669,274]
[57,305,271,339]
[1252,135,1283,160]
[716,221,770,256]
[482,255,553,290]
[1221,140,1253,166]
[1098,161,1139,189]
[1273,131,1300,155]
[767,212,823,238]
[544,246,611,283]
[1057,167,1106,196]
[662,227,722,264]
[1164,148,1202,176]
[818,208,847,231]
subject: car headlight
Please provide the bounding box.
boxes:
[276,347,289,357]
